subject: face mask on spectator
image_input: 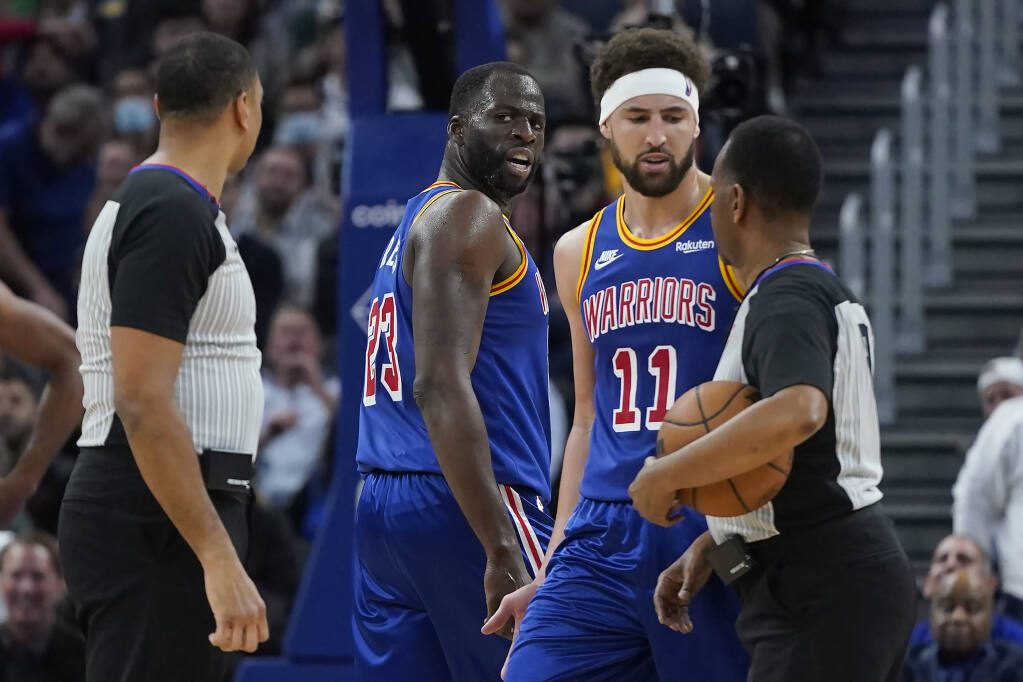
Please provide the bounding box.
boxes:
[275,112,322,145]
[115,96,157,135]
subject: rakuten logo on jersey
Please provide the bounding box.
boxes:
[676,239,715,254]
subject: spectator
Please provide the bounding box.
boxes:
[0,531,85,682]
[231,145,338,307]
[256,305,338,512]
[36,0,98,63]
[150,10,207,61]
[904,568,1023,682]
[502,0,592,124]
[541,121,608,240]
[201,0,290,118]
[0,83,104,320]
[275,79,338,197]
[911,534,1023,647]
[310,232,338,347]
[317,16,349,152]
[954,394,1023,621]
[1,33,76,128]
[110,68,158,158]
[83,139,139,232]
[977,357,1023,418]
[0,371,39,474]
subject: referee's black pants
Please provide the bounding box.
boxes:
[733,505,915,682]
[58,447,250,682]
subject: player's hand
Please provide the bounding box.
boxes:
[482,550,531,641]
[654,531,715,634]
[203,554,269,653]
[0,473,35,528]
[481,577,541,678]
[628,456,685,526]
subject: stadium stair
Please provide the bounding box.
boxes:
[789,0,1023,573]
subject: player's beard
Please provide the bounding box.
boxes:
[610,139,694,198]
[464,134,536,203]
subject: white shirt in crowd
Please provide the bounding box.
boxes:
[954,394,1023,602]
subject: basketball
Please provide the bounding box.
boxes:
[657,380,792,517]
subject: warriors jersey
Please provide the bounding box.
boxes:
[577,189,743,501]
[356,182,552,500]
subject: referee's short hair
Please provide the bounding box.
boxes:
[719,115,823,220]
[155,31,257,124]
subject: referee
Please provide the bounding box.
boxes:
[629,116,916,681]
[58,32,268,681]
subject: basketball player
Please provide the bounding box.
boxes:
[484,28,747,681]
[353,62,554,681]
[630,116,915,681]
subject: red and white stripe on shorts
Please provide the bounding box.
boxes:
[500,484,544,575]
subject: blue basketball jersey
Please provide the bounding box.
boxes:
[577,189,744,501]
[356,182,552,501]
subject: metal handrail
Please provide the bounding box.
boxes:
[899,67,925,353]
[1001,0,1021,86]
[839,193,865,302]
[928,4,953,286]
[953,0,976,218]
[977,0,1000,152]
[871,129,896,425]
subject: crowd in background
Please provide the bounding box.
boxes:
[4,1,1021,681]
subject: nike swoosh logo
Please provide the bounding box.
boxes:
[594,253,624,270]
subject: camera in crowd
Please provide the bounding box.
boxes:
[702,48,760,125]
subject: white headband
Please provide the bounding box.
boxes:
[978,357,1023,394]
[599,67,700,125]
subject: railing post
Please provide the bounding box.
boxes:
[899,67,926,354]
[953,0,976,218]
[928,4,953,286]
[839,193,865,302]
[1000,0,1021,86]
[977,0,1000,152]
[871,129,896,425]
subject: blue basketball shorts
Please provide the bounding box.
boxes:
[504,498,748,681]
[354,471,553,682]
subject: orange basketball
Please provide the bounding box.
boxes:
[656,380,792,517]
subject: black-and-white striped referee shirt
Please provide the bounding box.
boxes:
[710,260,883,544]
[77,166,263,457]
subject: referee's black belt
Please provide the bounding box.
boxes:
[199,449,253,494]
[743,504,885,565]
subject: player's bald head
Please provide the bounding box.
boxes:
[448,62,540,121]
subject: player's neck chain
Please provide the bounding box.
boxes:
[769,248,816,268]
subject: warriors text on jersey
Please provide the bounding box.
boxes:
[576,189,743,501]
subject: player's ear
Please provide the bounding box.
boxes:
[448,115,464,144]
[693,124,700,139]
[152,94,162,121]
[599,119,612,140]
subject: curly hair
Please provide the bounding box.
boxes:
[589,28,710,103]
